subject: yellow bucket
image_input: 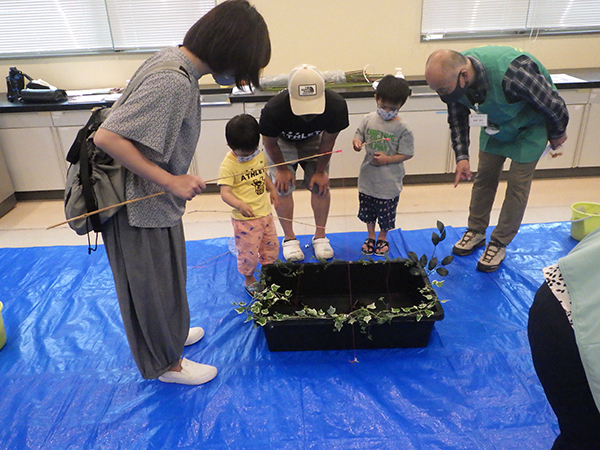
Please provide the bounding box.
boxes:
[0,301,5,350]
[571,202,600,241]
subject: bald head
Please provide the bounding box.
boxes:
[425,50,469,94]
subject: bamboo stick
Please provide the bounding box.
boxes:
[46,150,342,230]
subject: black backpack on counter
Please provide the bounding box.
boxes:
[6,66,67,103]
[6,67,32,102]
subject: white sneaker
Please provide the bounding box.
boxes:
[158,358,217,385]
[184,327,205,346]
[312,237,334,260]
[282,239,304,262]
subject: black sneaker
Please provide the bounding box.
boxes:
[452,229,486,256]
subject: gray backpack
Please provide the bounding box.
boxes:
[64,62,189,244]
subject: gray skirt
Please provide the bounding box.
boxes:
[102,207,189,379]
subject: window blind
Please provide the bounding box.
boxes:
[105,1,215,51]
[421,0,600,40]
[0,0,215,58]
[527,0,600,30]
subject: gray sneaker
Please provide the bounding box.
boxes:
[452,229,486,256]
[477,241,506,273]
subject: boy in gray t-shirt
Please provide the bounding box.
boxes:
[352,75,414,256]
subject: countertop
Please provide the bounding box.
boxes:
[1,69,599,114]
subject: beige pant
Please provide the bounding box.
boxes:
[468,150,538,246]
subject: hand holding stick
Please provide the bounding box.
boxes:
[361,137,390,147]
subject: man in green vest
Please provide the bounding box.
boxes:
[425,46,569,272]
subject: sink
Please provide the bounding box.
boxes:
[200,93,230,105]
[410,85,437,96]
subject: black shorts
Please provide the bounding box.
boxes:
[357,192,399,231]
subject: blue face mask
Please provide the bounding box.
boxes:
[236,148,260,163]
[377,107,399,121]
[439,71,469,104]
[213,73,236,86]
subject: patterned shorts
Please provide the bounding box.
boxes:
[357,192,399,231]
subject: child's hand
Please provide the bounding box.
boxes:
[239,203,255,218]
[373,152,389,166]
[352,138,363,152]
[269,190,279,209]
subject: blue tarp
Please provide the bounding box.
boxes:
[0,223,578,449]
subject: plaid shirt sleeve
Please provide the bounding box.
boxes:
[503,55,569,140]
[447,101,471,162]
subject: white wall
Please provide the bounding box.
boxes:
[1,0,600,91]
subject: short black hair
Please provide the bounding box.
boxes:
[226,114,260,152]
[375,75,411,107]
[183,0,271,88]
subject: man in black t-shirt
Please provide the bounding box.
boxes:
[259,64,349,261]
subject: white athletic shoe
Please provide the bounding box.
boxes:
[184,327,205,346]
[158,358,217,385]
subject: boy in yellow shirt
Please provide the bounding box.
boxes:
[219,114,279,295]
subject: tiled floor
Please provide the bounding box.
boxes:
[0,176,598,248]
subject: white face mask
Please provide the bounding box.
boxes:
[236,148,260,163]
[213,73,236,86]
[377,106,399,121]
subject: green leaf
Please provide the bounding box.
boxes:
[436,220,445,233]
[256,317,267,326]
[327,306,336,315]
[436,267,449,277]
[431,232,440,246]
[427,257,438,271]
[234,307,245,314]
[408,251,418,263]
[441,255,454,266]
[440,228,446,241]
[432,280,444,288]
[366,302,377,310]
[420,254,428,267]
[409,266,421,277]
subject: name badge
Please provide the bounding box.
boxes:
[469,113,488,127]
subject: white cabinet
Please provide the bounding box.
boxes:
[536,103,585,170]
[0,112,66,191]
[51,110,94,164]
[578,90,600,167]
[1,85,598,194]
[192,103,244,182]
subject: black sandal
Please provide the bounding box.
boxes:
[375,239,389,256]
[361,238,375,255]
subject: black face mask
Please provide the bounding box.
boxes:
[439,71,469,104]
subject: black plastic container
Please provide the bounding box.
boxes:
[259,260,445,352]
